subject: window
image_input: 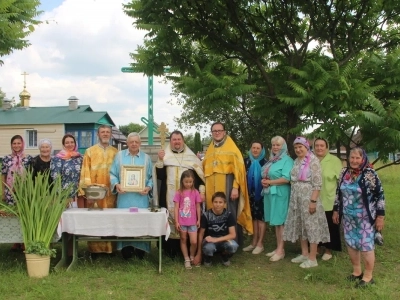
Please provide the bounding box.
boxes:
[26,130,37,148]
[80,131,92,148]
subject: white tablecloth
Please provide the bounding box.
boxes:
[60,208,170,239]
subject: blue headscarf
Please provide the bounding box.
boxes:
[247,146,266,201]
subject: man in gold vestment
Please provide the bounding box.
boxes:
[79,125,118,256]
[202,122,253,245]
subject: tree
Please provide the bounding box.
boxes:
[193,132,202,153]
[0,0,42,65]
[124,0,400,159]
[118,123,145,137]
[183,133,195,150]
[0,88,5,106]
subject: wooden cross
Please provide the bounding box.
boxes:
[158,122,168,148]
[21,71,29,88]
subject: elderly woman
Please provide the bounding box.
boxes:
[50,134,83,205]
[283,137,330,268]
[261,136,293,262]
[333,148,385,287]
[110,132,153,260]
[313,138,343,260]
[1,135,33,252]
[31,139,53,185]
[243,141,267,254]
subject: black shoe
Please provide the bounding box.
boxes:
[356,278,375,288]
[121,246,134,260]
[134,248,145,260]
[90,253,99,260]
[203,255,212,267]
[10,243,22,252]
[346,273,363,281]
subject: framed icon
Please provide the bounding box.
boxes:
[120,165,145,192]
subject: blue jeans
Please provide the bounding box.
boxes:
[202,240,238,257]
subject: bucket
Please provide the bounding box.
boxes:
[25,253,50,278]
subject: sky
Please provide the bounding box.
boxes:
[0,0,185,132]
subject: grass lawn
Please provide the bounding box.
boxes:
[0,165,399,300]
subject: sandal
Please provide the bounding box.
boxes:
[184,259,192,269]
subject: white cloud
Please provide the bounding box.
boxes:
[0,0,186,132]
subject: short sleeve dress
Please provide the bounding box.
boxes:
[1,154,33,205]
[283,154,330,244]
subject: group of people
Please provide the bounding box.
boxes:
[242,136,385,287]
[1,122,386,287]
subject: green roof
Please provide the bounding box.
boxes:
[0,105,115,126]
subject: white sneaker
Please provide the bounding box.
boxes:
[243,245,256,252]
[291,255,308,263]
[299,259,318,268]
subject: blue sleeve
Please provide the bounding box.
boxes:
[145,155,153,188]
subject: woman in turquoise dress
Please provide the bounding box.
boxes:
[261,136,293,262]
[333,148,385,287]
[110,133,153,259]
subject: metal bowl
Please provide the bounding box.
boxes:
[82,185,108,200]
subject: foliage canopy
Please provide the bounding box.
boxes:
[0,0,42,65]
[124,0,400,162]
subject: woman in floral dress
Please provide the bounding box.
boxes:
[333,147,385,288]
[1,135,33,205]
[1,135,33,251]
[50,134,83,205]
[283,137,330,268]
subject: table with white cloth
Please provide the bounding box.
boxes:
[55,208,170,273]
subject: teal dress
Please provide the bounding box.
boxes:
[263,156,293,225]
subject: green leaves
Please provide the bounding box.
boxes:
[0,169,72,255]
[0,0,42,64]
[123,0,400,157]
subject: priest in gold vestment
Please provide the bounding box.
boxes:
[202,122,253,244]
[79,125,118,256]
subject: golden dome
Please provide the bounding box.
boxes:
[19,88,31,97]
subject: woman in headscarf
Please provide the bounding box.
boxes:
[242,141,267,255]
[50,134,83,205]
[333,147,385,287]
[283,137,330,268]
[1,135,33,251]
[313,138,343,261]
[31,139,53,185]
[260,136,293,262]
[1,135,33,205]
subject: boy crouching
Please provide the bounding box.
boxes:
[199,191,238,266]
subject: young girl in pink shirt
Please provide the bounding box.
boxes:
[173,170,202,269]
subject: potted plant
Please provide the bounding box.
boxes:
[0,169,71,278]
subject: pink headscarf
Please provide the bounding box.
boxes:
[293,136,312,181]
[6,135,26,187]
[56,134,81,160]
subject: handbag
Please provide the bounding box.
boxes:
[374,231,384,246]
